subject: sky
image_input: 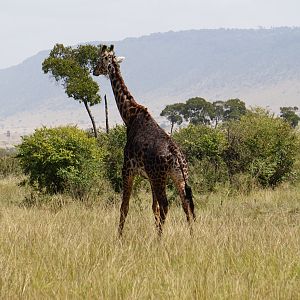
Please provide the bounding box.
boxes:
[1,0,300,69]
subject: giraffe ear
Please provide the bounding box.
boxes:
[101,45,107,53]
[116,56,125,63]
[109,44,114,51]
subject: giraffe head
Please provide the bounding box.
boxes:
[93,44,124,77]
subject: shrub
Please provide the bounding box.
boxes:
[224,109,299,187]
[172,112,299,191]
[173,124,228,192]
[173,124,227,162]
[97,125,127,193]
[97,125,149,194]
[0,149,20,177]
[17,126,105,198]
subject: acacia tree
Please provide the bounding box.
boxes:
[212,100,225,128]
[160,103,184,134]
[223,98,247,121]
[280,106,300,128]
[182,97,215,125]
[161,98,247,128]
[42,44,100,137]
[211,99,247,127]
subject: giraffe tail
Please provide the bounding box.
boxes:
[168,143,196,220]
[174,147,196,221]
[184,183,196,221]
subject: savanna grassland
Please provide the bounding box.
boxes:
[0,176,299,299]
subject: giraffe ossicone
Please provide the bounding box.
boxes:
[93,44,195,236]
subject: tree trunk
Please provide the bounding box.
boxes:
[170,122,174,135]
[214,118,219,129]
[104,94,109,134]
[83,100,97,138]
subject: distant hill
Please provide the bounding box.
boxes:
[1,27,300,144]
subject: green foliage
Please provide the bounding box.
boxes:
[160,103,184,133]
[224,109,299,187]
[173,110,299,191]
[280,106,300,128]
[173,125,228,191]
[17,126,105,198]
[223,98,247,121]
[98,125,127,193]
[212,100,225,127]
[42,44,101,136]
[0,149,20,177]
[97,125,148,194]
[182,97,215,125]
[160,97,247,129]
[211,98,247,126]
[173,124,227,162]
[74,44,100,70]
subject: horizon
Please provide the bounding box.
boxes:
[1,0,300,69]
[1,26,300,148]
[1,26,300,71]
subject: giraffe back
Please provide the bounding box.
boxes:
[124,108,188,181]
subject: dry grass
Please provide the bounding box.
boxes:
[0,177,299,299]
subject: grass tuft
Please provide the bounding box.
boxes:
[0,177,299,299]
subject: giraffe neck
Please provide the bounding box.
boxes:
[109,61,143,126]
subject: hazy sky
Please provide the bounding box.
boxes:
[1,0,300,69]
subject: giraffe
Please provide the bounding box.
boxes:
[93,45,195,236]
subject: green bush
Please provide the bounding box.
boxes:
[224,109,299,187]
[0,149,20,177]
[172,112,299,191]
[97,125,127,193]
[173,124,228,192]
[17,126,105,198]
[97,125,149,194]
[173,124,227,162]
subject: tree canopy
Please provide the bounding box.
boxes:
[17,126,105,196]
[223,98,247,121]
[160,97,247,128]
[160,103,184,134]
[42,44,101,137]
[182,97,215,125]
[280,106,300,128]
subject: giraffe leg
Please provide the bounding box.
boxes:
[118,171,134,237]
[151,186,160,231]
[151,180,168,236]
[171,175,195,234]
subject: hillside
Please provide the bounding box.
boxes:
[0,28,300,145]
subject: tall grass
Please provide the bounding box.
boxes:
[0,177,299,299]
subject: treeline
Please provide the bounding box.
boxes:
[0,148,20,178]
[161,97,300,133]
[0,101,299,202]
[173,109,299,192]
[159,98,300,193]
